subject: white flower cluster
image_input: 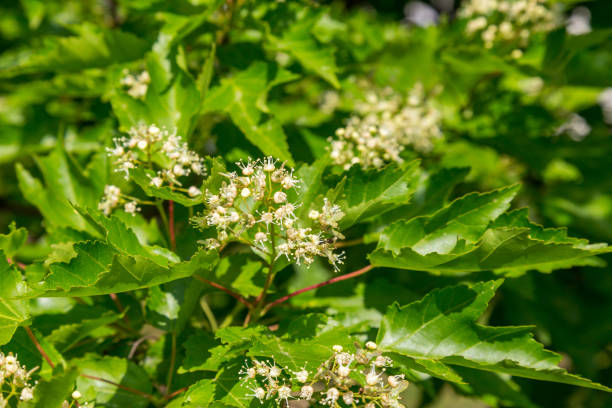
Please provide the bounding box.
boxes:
[459,0,558,57]
[192,157,345,271]
[0,352,36,406]
[120,69,150,99]
[329,84,442,170]
[99,123,206,215]
[240,342,409,407]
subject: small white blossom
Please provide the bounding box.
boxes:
[300,384,314,399]
[188,186,202,197]
[124,201,140,216]
[20,387,33,401]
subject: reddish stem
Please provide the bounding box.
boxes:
[25,327,55,368]
[164,386,188,400]
[7,257,27,270]
[261,264,375,315]
[193,275,252,308]
[169,200,176,251]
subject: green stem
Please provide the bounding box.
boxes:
[165,332,177,395]
[155,200,171,244]
[200,296,218,332]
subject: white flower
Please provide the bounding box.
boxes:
[71,390,82,400]
[366,365,383,386]
[124,201,140,216]
[300,385,314,399]
[273,191,287,203]
[294,369,308,383]
[332,345,343,353]
[241,187,251,198]
[20,387,33,401]
[188,186,202,197]
[254,231,268,244]
[324,388,340,404]
[342,391,354,405]
[150,176,163,188]
[365,341,377,350]
[388,374,405,388]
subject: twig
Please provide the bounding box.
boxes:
[193,275,252,308]
[25,327,55,368]
[261,264,375,315]
[165,386,188,400]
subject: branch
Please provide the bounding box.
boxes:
[193,275,252,308]
[261,264,375,315]
[25,327,55,368]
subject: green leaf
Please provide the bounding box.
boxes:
[369,227,611,276]
[45,310,122,353]
[378,184,520,255]
[31,367,79,408]
[332,161,420,229]
[272,15,340,88]
[248,327,353,372]
[36,242,218,297]
[74,355,153,408]
[0,23,149,77]
[167,379,216,408]
[0,251,29,345]
[202,62,297,164]
[15,147,106,236]
[377,280,612,392]
[111,58,201,138]
[0,223,28,258]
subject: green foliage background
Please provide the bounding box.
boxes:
[0,0,611,407]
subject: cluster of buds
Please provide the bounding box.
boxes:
[329,84,442,170]
[241,341,409,407]
[459,0,558,57]
[98,184,141,216]
[120,69,150,99]
[0,352,37,405]
[99,123,206,216]
[192,157,345,271]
